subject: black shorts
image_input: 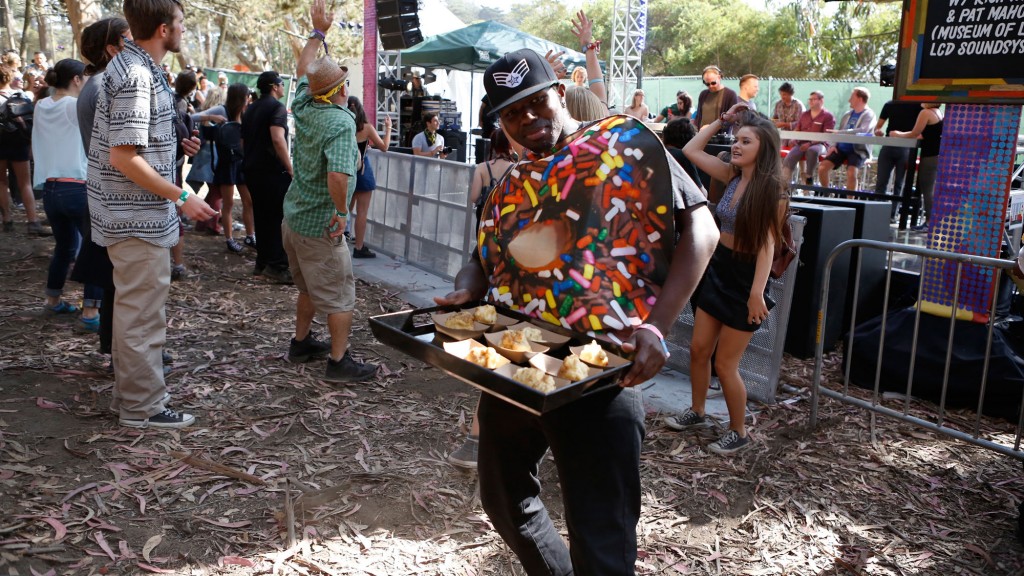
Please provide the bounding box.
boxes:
[692,243,775,332]
[824,148,865,169]
[0,139,30,162]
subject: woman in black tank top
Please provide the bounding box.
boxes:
[893,103,943,230]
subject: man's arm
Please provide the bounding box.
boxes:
[433,256,489,307]
[298,0,334,80]
[325,171,350,237]
[619,203,718,387]
[270,126,293,175]
[110,145,216,220]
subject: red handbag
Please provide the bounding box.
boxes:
[770,219,798,279]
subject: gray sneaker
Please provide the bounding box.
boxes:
[708,430,751,455]
[664,409,708,431]
[448,436,478,469]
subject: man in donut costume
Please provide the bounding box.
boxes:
[435,49,718,574]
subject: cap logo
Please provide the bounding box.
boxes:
[492,59,530,89]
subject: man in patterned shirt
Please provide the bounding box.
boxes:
[88,0,216,428]
[280,0,376,383]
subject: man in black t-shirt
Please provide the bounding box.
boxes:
[873,99,920,201]
[241,71,294,283]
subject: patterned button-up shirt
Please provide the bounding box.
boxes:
[283,77,358,238]
[772,98,805,130]
[87,40,179,247]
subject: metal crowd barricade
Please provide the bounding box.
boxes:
[808,239,1024,460]
[366,149,804,402]
[365,149,477,280]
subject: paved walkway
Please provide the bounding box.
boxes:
[351,251,733,422]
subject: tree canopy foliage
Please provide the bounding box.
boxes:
[2,0,897,79]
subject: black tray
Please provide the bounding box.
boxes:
[369,303,634,415]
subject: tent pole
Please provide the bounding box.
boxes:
[470,72,475,164]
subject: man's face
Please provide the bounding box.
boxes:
[745,79,759,98]
[808,93,823,111]
[10,75,21,89]
[703,71,722,92]
[848,91,864,109]
[34,54,46,67]
[273,82,284,98]
[498,86,564,154]
[164,8,185,53]
[426,116,440,131]
[779,91,792,104]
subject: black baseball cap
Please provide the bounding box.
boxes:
[257,71,283,91]
[484,49,559,114]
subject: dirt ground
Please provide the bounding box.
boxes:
[2,218,1024,576]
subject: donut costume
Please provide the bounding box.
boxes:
[478,115,676,342]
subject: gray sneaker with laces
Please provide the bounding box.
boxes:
[664,409,708,431]
[708,430,751,455]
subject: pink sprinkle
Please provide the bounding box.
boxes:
[565,306,587,325]
[568,268,592,290]
[562,173,576,200]
[583,250,595,264]
[579,142,602,155]
[646,296,657,306]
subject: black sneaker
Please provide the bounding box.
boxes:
[288,334,331,363]
[352,246,376,259]
[664,409,709,431]
[448,436,478,469]
[119,408,195,429]
[324,352,377,382]
[170,264,187,281]
[162,351,174,365]
[244,235,257,250]
[226,238,244,254]
[27,221,52,236]
[263,266,294,285]
[708,430,751,455]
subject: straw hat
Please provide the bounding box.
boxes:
[307,56,348,97]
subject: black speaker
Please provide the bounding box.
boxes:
[438,129,466,163]
[784,204,856,358]
[377,0,422,50]
[792,197,891,327]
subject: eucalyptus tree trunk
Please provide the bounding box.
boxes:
[211,14,226,69]
[34,0,47,55]
[0,0,13,51]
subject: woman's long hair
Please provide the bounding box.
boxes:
[489,127,513,162]
[629,89,644,110]
[565,85,606,122]
[347,96,367,132]
[732,115,787,257]
[80,17,129,75]
[225,83,249,121]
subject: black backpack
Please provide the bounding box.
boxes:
[215,121,243,163]
[0,91,34,143]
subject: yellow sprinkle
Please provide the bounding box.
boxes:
[551,182,559,200]
[524,180,538,207]
[596,169,608,182]
[584,264,594,280]
[523,293,532,302]
[546,289,556,310]
[501,204,516,217]
[614,154,624,168]
[655,205,667,215]
[498,286,509,294]
[601,151,614,166]
[608,117,625,128]
[613,282,621,298]
[478,231,485,246]
[541,311,560,326]
[589,314,602,331]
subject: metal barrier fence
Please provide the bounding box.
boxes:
[365,149,804,401]
[808,239,1024,460]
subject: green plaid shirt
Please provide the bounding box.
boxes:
[283,77,358,238]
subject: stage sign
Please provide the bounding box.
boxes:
[895,0,1024,103]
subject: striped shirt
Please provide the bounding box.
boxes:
[87,40,179,248]
[283,77,358,238]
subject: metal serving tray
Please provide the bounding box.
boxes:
[369,303,633,415]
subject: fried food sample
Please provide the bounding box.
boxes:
[500,329,532,352]
[473,304,497,325]
[445,311,476,330]
[512,367,556,393]
[520,326,543,342]
[465,346,504,369]
[557,354,589,381]
[579,341,609,367]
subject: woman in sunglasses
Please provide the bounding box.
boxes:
[694,65,738,130]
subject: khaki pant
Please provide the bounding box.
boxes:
[107,238,170,419]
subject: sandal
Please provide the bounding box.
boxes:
[45,301,80,315]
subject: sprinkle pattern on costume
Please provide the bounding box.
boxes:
[478,115,675,338]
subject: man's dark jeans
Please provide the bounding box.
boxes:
[245,169,291,271]
[875,145,910,216]
[478,386,645,575]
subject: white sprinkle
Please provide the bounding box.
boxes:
[612,176,623,187]
[648,231,661,243]
[602,314,624,330]
[611,246,637,257]
[610,299,630,325]
[617,261,632,279]
[553,268,563,281]
[531,171,543,181]
[538,270,551,278]
[607,333,623,346]
[566,209,580,221]
[605,206,619,221]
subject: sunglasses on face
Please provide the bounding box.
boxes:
[703,80,718,87]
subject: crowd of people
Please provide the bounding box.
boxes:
[4,0,949,572]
